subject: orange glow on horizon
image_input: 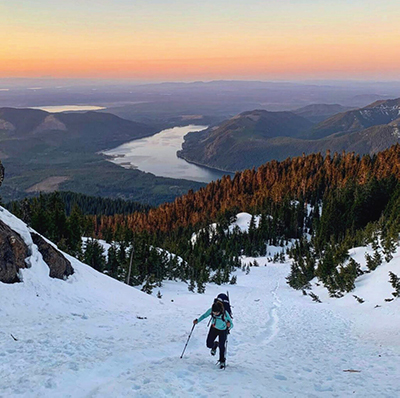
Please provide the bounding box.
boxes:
[2,46,400,80]
[1,1,400,81]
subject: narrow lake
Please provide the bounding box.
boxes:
[102,125,229,183]
[31,105,105,112]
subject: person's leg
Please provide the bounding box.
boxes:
[218,329,227,362]
[206,327,219,349]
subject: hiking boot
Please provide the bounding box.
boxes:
[219,361,226,369]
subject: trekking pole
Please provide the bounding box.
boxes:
[227,290,233,318]
[225,332,229,366]
[180,324,195,359]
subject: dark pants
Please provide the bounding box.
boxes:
[206,326,228,362]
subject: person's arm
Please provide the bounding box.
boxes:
[226,312,233,330]
[193,308,211,324]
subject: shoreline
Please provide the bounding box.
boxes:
[176,151,235,175]
[100,124,231,182]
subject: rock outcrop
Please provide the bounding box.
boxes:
[0,163,74,282]
[0,219,30,283]
[31,232,74,279]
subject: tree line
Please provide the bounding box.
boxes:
[91,145,400,235]
[6,145,400,295]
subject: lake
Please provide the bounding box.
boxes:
[102,125,230,183]
[31,105,105,112]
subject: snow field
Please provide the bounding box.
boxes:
[1,207,400,397]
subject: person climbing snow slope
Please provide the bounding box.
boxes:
[193,299,233,369]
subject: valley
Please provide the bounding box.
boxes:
[0,108,205,205]
[102,125,229,183]
[1,80,400,205]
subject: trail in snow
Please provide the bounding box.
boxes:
[1,208,400,397]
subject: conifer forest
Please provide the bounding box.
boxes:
[7,145,400,296]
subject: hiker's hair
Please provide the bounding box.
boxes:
[212,301,224,313]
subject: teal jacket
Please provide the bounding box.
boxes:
[197,308,233,331]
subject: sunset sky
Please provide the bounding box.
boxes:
[1,0,400,81]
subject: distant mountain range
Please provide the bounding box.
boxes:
[178,98,400,172]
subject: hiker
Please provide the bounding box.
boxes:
[193,299,233,368]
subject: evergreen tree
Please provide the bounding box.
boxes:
[286,259,311,290]
[389,272,400,297]
[141,274,156,295]
[67,204,83,257]
[188,278,195,292]
[83,239,105,272]
[382,234,397,263]
[106,245,120,279]
[316,246,335,285]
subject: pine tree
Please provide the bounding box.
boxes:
[365,253,377,271]
[83,239,106,272]
[141,275,156,294]
[389,272,400,297]
[106,245,120,279]
[67,204,83,257]
[286,259,311,290]
[337,258,360,293]
[383,235,397,263]
[373,250,382,268]
[316,246,335,284]
[188,278,195,292]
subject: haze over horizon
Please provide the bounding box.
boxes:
[2,0,400,82]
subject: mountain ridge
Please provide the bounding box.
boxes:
[178,98,400,172]
[309,98,400,139]
[177,109,313,171]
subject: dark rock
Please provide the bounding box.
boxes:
[0,219,30,283]
[31,232,74,279]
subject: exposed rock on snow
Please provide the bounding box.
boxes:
[0,219,30,283]
[0,202,73,282]
[31,232,74,279]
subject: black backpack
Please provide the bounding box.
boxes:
[214,293,233,318]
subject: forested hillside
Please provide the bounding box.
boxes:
[94,145,400,234]
[7,145,400,296]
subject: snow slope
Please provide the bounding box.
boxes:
[1,207,400,397]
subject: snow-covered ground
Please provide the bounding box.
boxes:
[1,207,400,397]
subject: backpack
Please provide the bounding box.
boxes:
[214,293,233,318]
